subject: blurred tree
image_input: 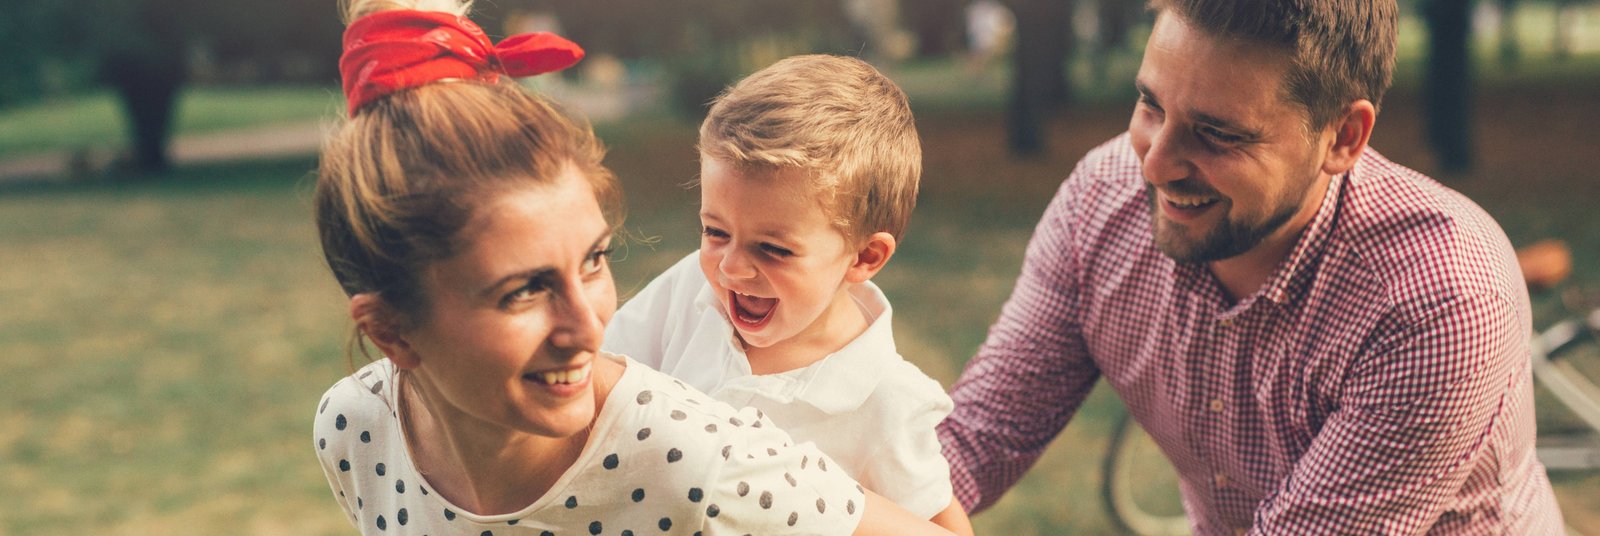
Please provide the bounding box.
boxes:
[1422,0,1474,173]
[1089,0,1143,88]
[904,0,968,57]
[3,0,340,173]
[1497,0,1521,65]
[529,0,852,118]
[1005,0,1075,156]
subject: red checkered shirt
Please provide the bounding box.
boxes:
[938,134,1566,534]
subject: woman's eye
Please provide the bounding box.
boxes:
[502,281,551,307]
[582,247,613,275]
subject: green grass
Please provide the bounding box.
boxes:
[0,86,342,158]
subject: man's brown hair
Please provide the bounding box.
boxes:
[1148,0,1398,130]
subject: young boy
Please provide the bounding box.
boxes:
[603,55,972,533]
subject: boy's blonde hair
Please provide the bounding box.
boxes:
[698,54,921,241]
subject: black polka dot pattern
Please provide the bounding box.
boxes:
[316,362,866,535]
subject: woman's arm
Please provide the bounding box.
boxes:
[854,492,957,536]
[930,497,974,536]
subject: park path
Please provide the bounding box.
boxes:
[0,121,327,184]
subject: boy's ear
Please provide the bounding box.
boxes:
[350,293,422,370]
[845,232,897,284]
[1320,99,1376,177]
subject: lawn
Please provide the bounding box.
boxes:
[3,45,1599,536]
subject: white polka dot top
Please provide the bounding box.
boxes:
[314,356,867,535]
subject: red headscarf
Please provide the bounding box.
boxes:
[339,10,584,116]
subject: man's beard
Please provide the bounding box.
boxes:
[1147,182,1301,264]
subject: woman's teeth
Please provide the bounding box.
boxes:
[530,363,591,385]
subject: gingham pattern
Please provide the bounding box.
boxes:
[938,134,1566,535]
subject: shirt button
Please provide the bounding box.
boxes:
[1209,399,1225,413]
[1234,529,1247,536]
[1218,318,1233,328]
[1214,473,1229,487]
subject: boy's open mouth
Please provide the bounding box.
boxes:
[729,290,777,329]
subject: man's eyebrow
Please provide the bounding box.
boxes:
[1134,80,1158,106]
[1193,111,1263,138]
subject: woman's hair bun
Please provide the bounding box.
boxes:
[342,0,471,25]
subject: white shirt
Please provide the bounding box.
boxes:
[604,252,956,518]
[314,356,866,535]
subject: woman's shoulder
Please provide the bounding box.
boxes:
[595,359,866,533]
[312,360,398,456]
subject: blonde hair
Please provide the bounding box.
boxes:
[317,0,620,336]
[698,54,921,241]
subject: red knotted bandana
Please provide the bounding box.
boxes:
[339,10,585,116]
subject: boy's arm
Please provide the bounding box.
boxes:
[930,498,974,536]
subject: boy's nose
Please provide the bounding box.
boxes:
[718,248,757,280]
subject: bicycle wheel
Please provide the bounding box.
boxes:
[1102,411,1191,536]
[1531,305,1600,470]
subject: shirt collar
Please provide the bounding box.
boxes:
[705,282,898,414]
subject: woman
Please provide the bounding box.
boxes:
[310,0,954,534]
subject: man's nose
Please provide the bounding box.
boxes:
[1141,123,1195,187]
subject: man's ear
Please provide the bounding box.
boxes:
[845,232,897,284]
[350,293,421,370]
[1320,99,1376,177]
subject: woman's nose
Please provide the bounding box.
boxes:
[548,284,605,352]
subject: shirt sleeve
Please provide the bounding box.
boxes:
[857,369,956,519]
[312,380,361,528]
[1250,293,1525,533]
[604,252,699,370]
[701,409,867,535]
[937,171,1102,514]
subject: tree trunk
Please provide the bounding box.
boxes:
[906,0,965,58]
[1496,0,1520,65]
[104,49,186,173]
[1005,0,1074,157]
[1422,0,1472,174]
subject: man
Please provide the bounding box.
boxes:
[936,0,1567,533]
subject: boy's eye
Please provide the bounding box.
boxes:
[760,243,794,257]
[702,226,729,240]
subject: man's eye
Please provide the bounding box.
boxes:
[1199,126,1243,144]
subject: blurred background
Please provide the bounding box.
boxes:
[2,0,1598,533]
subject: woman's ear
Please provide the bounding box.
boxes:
[350,293,422,370]
[1320,99,1376,177]
[845,232,897,284]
